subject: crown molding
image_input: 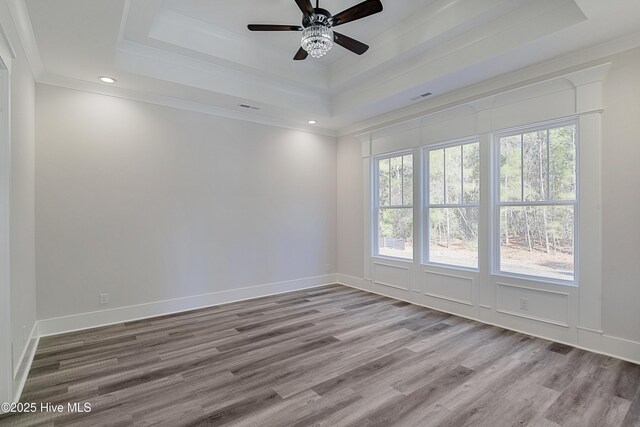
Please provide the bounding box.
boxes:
[5,0,336,138]
[0,18,16,64]
[7,0,640,140]
[37,74,337,138]
[147,8,328,92]
[329,0,519,91]
[563,62,613,87]
[114,40,331,117]
[6,0,44,79]
[337,30,640,137]
[116,0,131,45]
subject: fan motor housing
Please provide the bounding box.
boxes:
[302,8,333,28]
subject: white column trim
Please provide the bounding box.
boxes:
[563,62,613,88]
[0,58,12,406]
[6,0,44,79]
[363,158,372,281]
[576,111,603,334]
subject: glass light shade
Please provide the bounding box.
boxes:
[301,25,334,59]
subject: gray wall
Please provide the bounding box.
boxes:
[36,84,337,320]
[337,47,640,345]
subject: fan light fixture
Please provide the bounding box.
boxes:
[247,0,383,61]
[301,25,333,58]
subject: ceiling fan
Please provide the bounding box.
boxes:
[247,0,383,60]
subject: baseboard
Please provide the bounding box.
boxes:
[336,273,369,290]
[336,274,640,365]
[12,321,39,403]
[38,274,338,337]
[562,328,640,365]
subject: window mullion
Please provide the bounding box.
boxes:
[401,155,404,206]
[520,133,524,202]
[428,203,480,209]
[546,128,551,201]
[443,149,448,204]
[387,158,391,208]
[460,144,464,204]
[380,205,414,209]
[497,200,575,207]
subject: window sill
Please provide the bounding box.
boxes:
[371,255,413,264]
[421,262,479,274]
[491,271,578,288]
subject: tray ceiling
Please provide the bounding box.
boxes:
[21,0,640,134]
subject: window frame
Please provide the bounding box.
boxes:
[491,118,579,286]
[372,150,414,262]
[423,137,481,271]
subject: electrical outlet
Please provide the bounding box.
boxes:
[520,298,529,311]
[99,293,110,305]
[22,325,27,342]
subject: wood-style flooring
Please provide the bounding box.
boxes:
[1,284,639,426]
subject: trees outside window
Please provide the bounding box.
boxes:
[426,141,480,269]
[375,153,413,260]
[371,119,578,284]
[496,123,577,281]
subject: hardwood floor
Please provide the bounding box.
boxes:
[2,284,639,426]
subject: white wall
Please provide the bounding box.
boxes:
[9,28,36,379]
[337,47,640,357]
[601,48,640,344]
[36,84,337,322]
[0,0,37,403]
[337,135,363,279]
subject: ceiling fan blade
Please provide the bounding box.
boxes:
[294,0,315,16]
[247,24,303,31]
[332,0,383,26]
[294,47,309,60]
[333,32,369,55]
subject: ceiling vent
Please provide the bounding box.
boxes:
[410,92,432,101]
[239,104,261,110]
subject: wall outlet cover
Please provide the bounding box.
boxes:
[99,293,110,305]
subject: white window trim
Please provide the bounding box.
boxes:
[423,137,481,271]
[360,63,610,354]
[372,150,414,262]
[491,118,579,286]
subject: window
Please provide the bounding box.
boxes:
[495,122,577,281]
[375,153,413,260]
[425,140,480,269]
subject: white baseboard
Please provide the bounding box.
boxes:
[336,273,369,290]
[336,273,640,365]
[580,329,640,365]
[12,321,39,403]
[38,274,338,337]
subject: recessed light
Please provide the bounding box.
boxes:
[307,120,317,125]
[98,76,117,84]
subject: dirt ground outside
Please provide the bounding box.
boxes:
[380,240,573,281]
